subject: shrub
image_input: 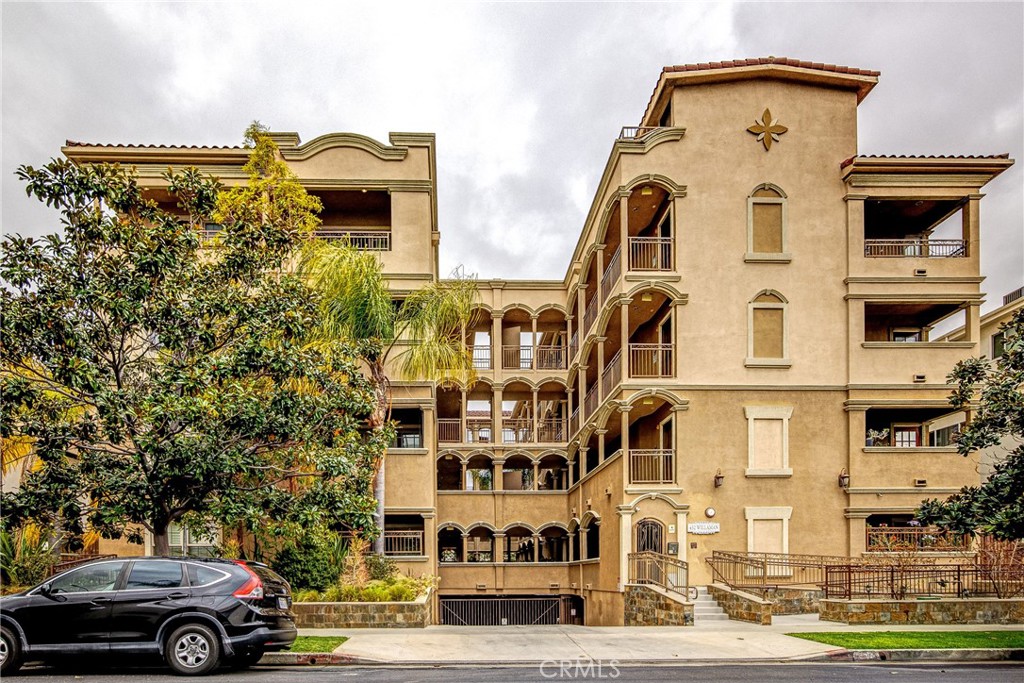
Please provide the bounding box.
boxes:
[365,553,397,581]
[272,535,337,591]
[0,524,59,588]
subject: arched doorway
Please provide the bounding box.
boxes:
[636,518,664,554]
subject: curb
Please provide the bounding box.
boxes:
[258,648,1024,666]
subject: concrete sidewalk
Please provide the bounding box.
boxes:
[290,615,1023,665]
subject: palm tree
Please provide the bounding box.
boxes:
[300,243,477,553]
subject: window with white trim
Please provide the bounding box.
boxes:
[747,290,790,367]
[744,406,793,477]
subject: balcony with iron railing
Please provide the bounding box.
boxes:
[535,345,566,370]
[569,407,579,436]
[601,351,621,399]
[502,418,534,444]
[470,345,492,370]
[865,526,970,552]
[315,229,392,250]
[502,345,534,370]
[583,292,598,335]
[600,248,622,305]
[628,236,673,271]
[383,530,425,557]
[583,384,599,419]
[864,238,967,258]
[568,332,579,363]
[627,449,674,485]
[436,418,494,444]
[619,126,662,140]
[629,343,673,378]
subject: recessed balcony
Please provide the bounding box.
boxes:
[626,449,675,486]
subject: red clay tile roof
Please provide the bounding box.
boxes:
[840,153,1012,169]
[65,140,245,150]
[662,57,879,77]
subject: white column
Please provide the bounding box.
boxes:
[618,508,633,591]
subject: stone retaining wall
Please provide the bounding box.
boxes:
[291,592,431,628]
[624,584,694,626]
[707,584,772,625]
[762,587,824,615]
[820,598,1024,625]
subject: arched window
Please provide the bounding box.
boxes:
[746,184,790,261]
[747,290,790,367]
[583,518,601,559]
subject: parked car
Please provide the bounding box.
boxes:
[0,556,296,676]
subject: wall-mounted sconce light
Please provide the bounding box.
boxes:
[838,468,850,489]
[714,469,724,488]
[641,186,654,196]
[641,292,653,302]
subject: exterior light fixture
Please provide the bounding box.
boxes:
[714,469,724,488]
[838,468,850,489]
[641,186,654,196]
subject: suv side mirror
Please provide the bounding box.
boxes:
[39,583,67,602]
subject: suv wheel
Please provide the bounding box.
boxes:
[1,624,23,676]
[165,623,220,676]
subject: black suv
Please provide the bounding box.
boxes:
[0,556,296,676]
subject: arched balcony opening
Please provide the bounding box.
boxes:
[500,307,534,370]
[464,454,494,491]
[466,525,495,563]
[438,527,463,563]
[436,453,463,491]
[537,380,569,442]
[537,453,569,491]
[583,431,601,475]
[383,514,426,557]
[501,380,534,445]
[624,395,676,486]
[536,308,569,370]
[568,452,580,486]
[568,520,581,562]
[503,525,536,563]
[539,526,569,562]
[501,453,534,491]
[466,306,493,370]
[436,384,495,445]
[624,288,674,379]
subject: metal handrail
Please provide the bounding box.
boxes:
[600,248,622,304]
[628,236,673,271]
[628,551,690,599]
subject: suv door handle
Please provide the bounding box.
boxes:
[166,592,188,600]
[91,597,112,605]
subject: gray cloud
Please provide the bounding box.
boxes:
[3,2,1020,308]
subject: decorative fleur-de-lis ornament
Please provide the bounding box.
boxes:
[747,108,788,151]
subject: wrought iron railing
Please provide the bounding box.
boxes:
[1004,286,1024,306]
[470,345,492,370]
[824,563,1024,600]
[601,351,622,398]
[568,331,579,363]
[864,238,967,258]
[535,345,566,370]
[583,384,599,419]
[619,126,661,140]
[866,526,970,552]
[383,531,424,556]
[583,291,598,334]
[629,449,674,485]
[502,345,534,370]
[600,247,622,304]
[629,343,673,377]
[569,407,579,436]
[628,551,690,599]
[706,550,864,593]
[536,418,566,443]
[502,418,534,444]
[465,418,493,443]
[436,419,461,443]
[628,236,673,271]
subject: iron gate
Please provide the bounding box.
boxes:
[440,595,582,625]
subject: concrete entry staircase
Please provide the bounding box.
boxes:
[692,586,728,622]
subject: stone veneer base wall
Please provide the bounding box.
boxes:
[708,584,772,625]
[624,584,694,626]
[292,592,431,628]
[820,598,1024,625]
[762,587,824,615]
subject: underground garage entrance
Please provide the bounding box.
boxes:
[439,594,584,625]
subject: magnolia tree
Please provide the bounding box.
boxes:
[918,308,1024,541]
[0,126,389,555]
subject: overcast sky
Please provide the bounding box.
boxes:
[3,1,1021,310]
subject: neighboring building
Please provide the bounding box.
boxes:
[61,58,1014,625]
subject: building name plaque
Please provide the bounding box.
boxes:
[687,522,721,535]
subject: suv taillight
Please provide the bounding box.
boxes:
[232,561,264,600]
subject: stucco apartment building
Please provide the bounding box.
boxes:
[63,58,1014,625]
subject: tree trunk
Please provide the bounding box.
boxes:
[152,524,171,556]
[373,466,386,554]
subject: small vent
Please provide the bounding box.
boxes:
[570,582,577,589]
[914,479,928,487]
[914,268,928,277]
[913,374,927,383]
[549,582,560,589]
[584,583,593,590]
[476,583,487,590]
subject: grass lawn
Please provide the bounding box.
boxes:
[787,631,1024,650]
[289,636,349,653]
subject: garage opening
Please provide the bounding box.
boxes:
[439,594,583,626]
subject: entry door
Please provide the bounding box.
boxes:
[636,519,664,554]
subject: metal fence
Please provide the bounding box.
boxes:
[629,449,674,485]
[628,551,690,600]
[440,595,576,625]
[383,531,424,557]
[863,238,967,258]
[314,229,391,250]
[706,550,863,592]
[824,563,1024,600]
[628,236,673,271]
